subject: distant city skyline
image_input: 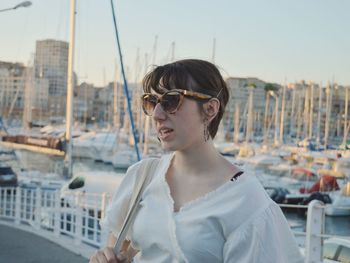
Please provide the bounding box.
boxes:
[0,0,349,86]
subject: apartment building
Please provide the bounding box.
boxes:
[34,39,70,121]
[0,61,49,123]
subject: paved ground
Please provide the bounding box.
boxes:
[0,224,87,263]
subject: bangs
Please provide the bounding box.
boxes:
[142,63,193,94]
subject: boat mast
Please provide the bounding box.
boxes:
[113,60,120,130]
[142,53,150,155]
[309,83,314,139]
[64,0,76,178]
[272,91,279,146]
[22,56,34,128]
[316,83,323,146]
[110,0,141,161]
[245,85,254,143]
[324,83,331,148]
[152,35,158,65]
[83,84,88,129]
[171,41,175,62]
[134,48,142,133]
[234,104,240,144]
[296,90,302,140]
[263,91,270,146]
[342,86,349,147]
[279,82,286,144]
[303,84,310,139]
[289,85,296,140]
[212,38,216,64]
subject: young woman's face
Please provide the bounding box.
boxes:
[152,94,205,152]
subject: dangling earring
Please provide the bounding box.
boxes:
[203,119,210,142]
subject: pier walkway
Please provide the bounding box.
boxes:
[0,223,88,263]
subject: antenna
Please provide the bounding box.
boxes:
[211,38,216,64]
[171,41,175,62]
[152,35,158,65]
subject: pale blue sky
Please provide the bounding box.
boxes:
[0,0,349,86]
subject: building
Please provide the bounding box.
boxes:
[34,39,69,122]
[0,62,26,119]
[226,77,269,112]
[0,61,49,124]
[74,82,96,124]
[287,81,350,145]
[225,77,280,140]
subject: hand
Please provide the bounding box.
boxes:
[89,247,128,263]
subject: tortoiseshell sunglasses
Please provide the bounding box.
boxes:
[141,89,213,116]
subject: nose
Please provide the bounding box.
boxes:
[153,102,167,122]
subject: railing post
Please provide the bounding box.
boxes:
[1,188,5,217]
[34,187,42,229]
[100,193,109,247]
[14,187,21,225]
[100,193,107,220]
[54,190,61,237]
[305,200,324,263]
[74,192,82,245]
[0,188,3,218]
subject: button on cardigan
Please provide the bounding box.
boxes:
[101,153,304,263]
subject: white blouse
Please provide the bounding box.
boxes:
[101,153,304,263]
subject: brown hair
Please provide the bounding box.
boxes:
[142,59,229,139]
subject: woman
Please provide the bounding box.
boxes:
[90,59,303,263]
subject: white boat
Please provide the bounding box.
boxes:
[323,237,350,262]
[214,142,240,156]
[17,170,65,190]
[0,149,16,162]
[72,131,116,159]
[267,163,294,176]
[325,182,350,216]
[101,145,138,169]
[244,153,282,171]
[278,167,318,187]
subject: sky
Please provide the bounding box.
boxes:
[0,0,349,87]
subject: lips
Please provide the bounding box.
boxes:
[158,127,174,141]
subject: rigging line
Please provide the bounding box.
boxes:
[110,0,141,161]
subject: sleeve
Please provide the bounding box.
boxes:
[99,159,145,237]
[223,202,304,263]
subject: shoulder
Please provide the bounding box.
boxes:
[224,176,289,238]
[124,152,172,180]
[231,172,271,205]
[217,173,272,233]
[125,156,160,177]
[139,152,173,173]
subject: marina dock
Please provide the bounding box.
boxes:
[0,223,87,263]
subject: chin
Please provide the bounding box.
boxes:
[161,144,177,152]
[161,141,180,152]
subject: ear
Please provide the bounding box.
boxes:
[202,98,220,121]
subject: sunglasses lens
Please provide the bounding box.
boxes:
[142,94,158,116]
[142,91,183,116]
[161,92,181,113]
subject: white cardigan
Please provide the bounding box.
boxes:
[101,153,304,263]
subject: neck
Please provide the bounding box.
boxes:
[172,140,223,176]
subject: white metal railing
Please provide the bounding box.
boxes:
[1,186,350,262]
[0,186,110,249]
